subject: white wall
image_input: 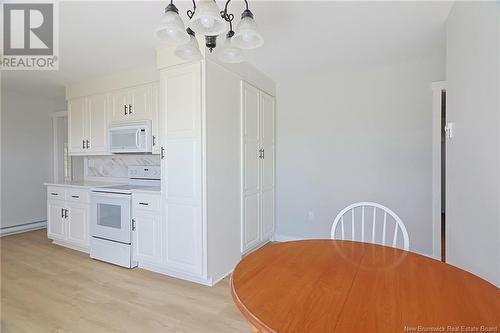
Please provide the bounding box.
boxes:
[275,55,445,256]
[446,2,500,287]
[1,87,66,229]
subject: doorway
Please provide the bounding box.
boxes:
[432,81,447,262]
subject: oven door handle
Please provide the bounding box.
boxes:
[91,191,132,200]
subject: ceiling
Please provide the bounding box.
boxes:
[2,1,453,96]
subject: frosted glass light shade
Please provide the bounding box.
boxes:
[174,35,203,61]
[218,36,244,63]
[155,9,190,46]
[232,15,264,49]
[188,0,226,36]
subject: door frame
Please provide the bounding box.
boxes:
[431,81,447,261]
[52,111,68,182]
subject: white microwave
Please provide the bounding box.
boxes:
[109,121,152,153]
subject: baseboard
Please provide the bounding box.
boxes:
[139,262,213,286]
[211,268,234,286]
[273,234,313,242]
[0,221,47,237]
[52,240,90,254]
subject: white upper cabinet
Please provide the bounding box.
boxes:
[109,84,155,124]
[68,97,86,154]
[86,94,108,153]
[109,89,129,123]
[241,82,276,253]
[68,82,159,155]
[69,96,107,155]
[128,85,150,121]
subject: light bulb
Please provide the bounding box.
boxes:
[188,0,226,36]
[217,32,244,63]
[200,16,215,29]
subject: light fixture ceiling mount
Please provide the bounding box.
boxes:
[155,0,263,63]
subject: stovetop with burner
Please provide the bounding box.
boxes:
[91,166,161,194]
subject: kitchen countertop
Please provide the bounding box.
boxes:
[44,181,161,194]
[44,180,127,189]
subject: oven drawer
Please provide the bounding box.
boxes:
[133,194,160,212]
[67,188,90,203]
[47,186,66,200]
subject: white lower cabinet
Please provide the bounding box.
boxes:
[47,199,66,241]
[132,193,162,265]
[66,202,89,248]
[46,186,90,252]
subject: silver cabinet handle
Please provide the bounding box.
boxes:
[51,192,58,196]
[82,140,85,149]
[152,135,156,146]
[262,148,265,159]
[139,202,149,206]
[86,140,90,149]
[124,104,128,115]
[64,209,68,219]
[161,147,165,159]
[132,218,136,231]
[71,195,79,199]
[61,208,64,218]
[129,104,133,114]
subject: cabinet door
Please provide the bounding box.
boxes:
[47,200,66,241]
[241,82,261,252]
[128,85,151,121]
[109,89,129,123]
[161,63,203,276]
[133,210,162,264]
[86,94,108,153]
[151,83,160,154]
[66,202,89,247]
[260,92,276,240]
[68,98,86,154]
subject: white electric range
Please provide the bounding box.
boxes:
[90,165,160,268]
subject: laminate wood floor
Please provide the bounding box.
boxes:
[0,230,249,333]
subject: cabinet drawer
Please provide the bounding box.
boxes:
[67,188,90,203]
[133,194,161,212]
[47,187,66,200]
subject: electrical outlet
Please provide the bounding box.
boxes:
[444,122,455,139]
[308,211,315,222]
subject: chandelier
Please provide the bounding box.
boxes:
[155,0,264,63]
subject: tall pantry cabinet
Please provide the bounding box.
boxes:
[156,58,276,285]
[241,82,276,253]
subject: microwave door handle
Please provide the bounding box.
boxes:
[136,129,140,148]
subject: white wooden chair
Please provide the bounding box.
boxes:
[331,202,409,250]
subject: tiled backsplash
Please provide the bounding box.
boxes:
[85,155,160,179]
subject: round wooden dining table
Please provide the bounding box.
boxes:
[231,240,500,333]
